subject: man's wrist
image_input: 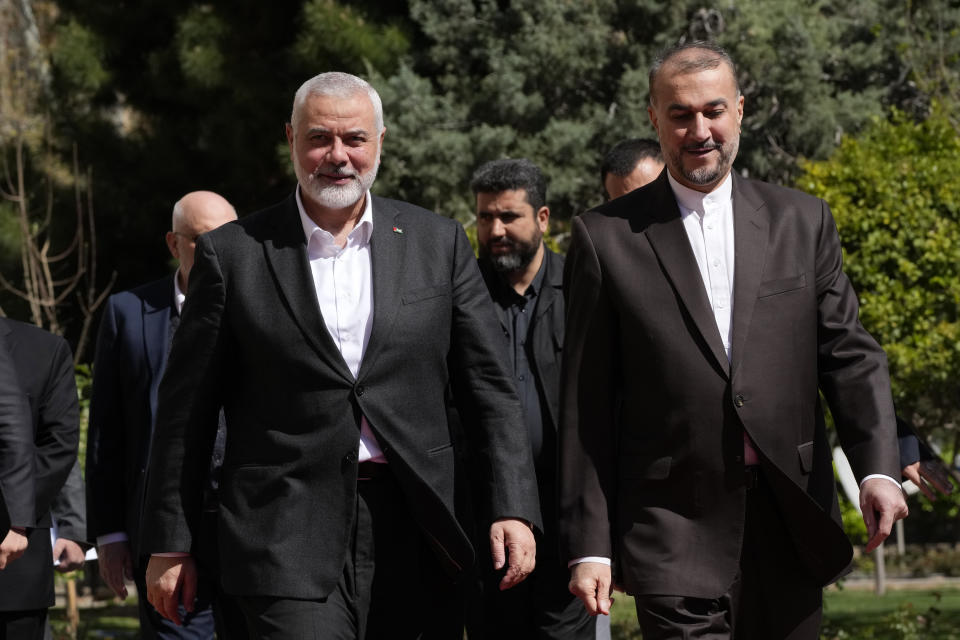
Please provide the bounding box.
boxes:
[860,474,902,491]
[568,556,612,568]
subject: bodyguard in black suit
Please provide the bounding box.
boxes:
[561,42,908,639]
[86,191,237,638]
[143,72,540,639]
[0,318,79,639]
[468,159,595,639]
[0,335,31,570]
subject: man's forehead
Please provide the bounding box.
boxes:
[295,92,375,126]
[654,55,737,98]
[476,189,532,210]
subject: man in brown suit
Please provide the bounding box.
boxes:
[560,41,908,639]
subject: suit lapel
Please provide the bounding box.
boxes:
[358,197,405,379]
[262,195,355,382]
[642,175,730,377]
[142,279,171,379]
[730,176,769,374]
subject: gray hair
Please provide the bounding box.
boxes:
[648,41,740,106]
[290,72,384,132]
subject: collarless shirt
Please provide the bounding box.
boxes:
[295,187,385,463]
[487,257,548,466]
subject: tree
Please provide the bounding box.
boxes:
[799,107,960,452]
[0,0,114,361]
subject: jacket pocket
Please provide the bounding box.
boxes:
[758,273,807,298]
[797,441,814,474]
[426,443,453,456]
[402,283,451,304]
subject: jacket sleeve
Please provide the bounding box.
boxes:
[141,237,225,553]
[86,297,128,540]
[32,335,80,522]
[558,215,619,562]
[814,200,899,482]
[0,341,33,529]
[50,459,89,545]
[446,223,542,531]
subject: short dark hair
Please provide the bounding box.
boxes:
[600,138,663,186]
[470,158,547,212]
[648,40,740,105]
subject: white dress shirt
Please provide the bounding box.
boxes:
[296,188,386,463]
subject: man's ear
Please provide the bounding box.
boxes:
[165,232,179,261]
[537,206,550,233]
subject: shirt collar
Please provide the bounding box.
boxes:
[667,170,733,215]
[295,186,374,250]
[173,270,186,315]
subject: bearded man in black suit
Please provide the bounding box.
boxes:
[142,72,540,639]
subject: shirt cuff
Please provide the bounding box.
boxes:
[567,556,612,568]
[859,474,902,491]
[96,532,129,547]
[152,552,191,558]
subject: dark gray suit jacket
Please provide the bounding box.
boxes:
[0,334,32,534]
[0,318,79,610]
[559,171,900,598]
[142,193,540,599]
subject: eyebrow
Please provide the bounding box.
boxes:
[305,127,371,137]
[667,98,729,111]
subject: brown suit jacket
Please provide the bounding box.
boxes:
[558,171,899,598]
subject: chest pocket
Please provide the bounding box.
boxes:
[757,273,807,298]
[402,283,451,304]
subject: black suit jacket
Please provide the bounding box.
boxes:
[0,334,32,534]
[559,172,900,598]
[142,193,541,599]
[0,319,79,610]
[86,277,174,558]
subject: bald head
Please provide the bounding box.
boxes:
[166,191,237,291]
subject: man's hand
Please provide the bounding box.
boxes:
[53,539,87,573]
[97,541,134,598]
[903,459,958,501]
[0,529,28,569]
[489,518,536,590]
[861,477,909,553]
[569,561,613,615]
[146,555,197,626]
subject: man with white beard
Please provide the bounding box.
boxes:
[141,72,541,639]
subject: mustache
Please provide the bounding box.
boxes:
[307,166,358,180]
[682,141,722,152]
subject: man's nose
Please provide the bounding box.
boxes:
[327,137,348,165]
[490,218,506,237]
[691,113,711,141]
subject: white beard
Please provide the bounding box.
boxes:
[296,161,379,209]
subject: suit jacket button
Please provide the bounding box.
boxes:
[356,384,365,397]
[734,394,745,408]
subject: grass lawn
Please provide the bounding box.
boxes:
[49,586,960,639]
[609,587,960,639]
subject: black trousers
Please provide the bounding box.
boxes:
[0,610,46,640]
[236,466,464,639]
[468,528,595,640]
[635,468,823,640]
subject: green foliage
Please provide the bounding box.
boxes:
[174,5,227,88]
[50,20,110,95]
[295,0,409,75]
[74,364,92,475]
[839,488,869,545]
[799,107,960,433]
